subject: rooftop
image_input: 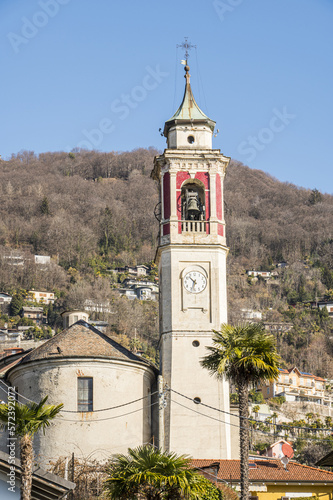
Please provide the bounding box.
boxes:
[0,450,75,499]
[191,459,333,483]
[19,320,152,366]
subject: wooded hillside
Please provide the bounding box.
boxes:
[0,149,332,376]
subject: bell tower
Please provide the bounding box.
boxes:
[152,61,231,459]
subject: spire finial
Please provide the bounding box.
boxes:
[177,37,195,85]
[184,64,190,84]
[177,37,196,61]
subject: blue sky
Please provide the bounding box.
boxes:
[1,0,332,193]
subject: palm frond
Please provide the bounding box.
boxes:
[0,396,63,437]
[104,445,204,499]
[201,322,280,386]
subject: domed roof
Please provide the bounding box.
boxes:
[20,320,151,366]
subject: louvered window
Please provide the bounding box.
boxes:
[78,377,93,412]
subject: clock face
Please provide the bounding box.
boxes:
[183,271,207,294]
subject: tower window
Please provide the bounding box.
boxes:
[187,135,195,144]
[193,397,201,404]
[192,340,200,347]
[78,377,93,412]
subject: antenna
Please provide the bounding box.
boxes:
[280,456,289,470]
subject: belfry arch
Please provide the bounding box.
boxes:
[180,179,206,221]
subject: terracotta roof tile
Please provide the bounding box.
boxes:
[191,459,333,482]
[20,320,149,365]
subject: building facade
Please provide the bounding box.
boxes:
[27,290,55,304]
[257,367,331,407]
[21,306,44,326]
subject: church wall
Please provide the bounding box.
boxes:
[5,358,155,467]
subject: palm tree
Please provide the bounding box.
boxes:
[201,322,280,500]
[305,412,315,425]
[103,445,214,499]
[252,405,260,419]
[0,396,63,500]
[271,412,278,439]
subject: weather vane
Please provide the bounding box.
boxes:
[177,37,196,61]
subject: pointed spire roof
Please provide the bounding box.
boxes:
[164,64,215,136]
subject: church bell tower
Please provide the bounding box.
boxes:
[152,61,231,459]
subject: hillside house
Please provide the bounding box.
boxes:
[2,253,24,266]
[83,299,112,313]
[241,309,262,321]
[0,292,12,314]
[119,280,158,301]
[34,254,51,265]
[264,322,293,333]
[257,367,331,407]
[318,300,333,316]
[249,403,271,422]
[0,347,24,359]
[0,292,12,305]
[115,265,149,277]
[264,440,294,459]
[21,306,44,326]
[28,290,55,304]
[247,270,272,280]
[89,320,108,333]
[0,331,23,347]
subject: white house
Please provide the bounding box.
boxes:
[0,292,12,304]
[264,439,294,459]
[318,300,333,316]
[247,270,272,279]
[28,290,55,305]
[240,308,262,320]
[34,255,51,266]
[0,292,12,314]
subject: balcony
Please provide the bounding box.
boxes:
[181,220,208,233]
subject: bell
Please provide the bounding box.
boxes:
[187,198,200,213]
[187,196,201,219]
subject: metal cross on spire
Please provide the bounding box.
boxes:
[177,37,196,61]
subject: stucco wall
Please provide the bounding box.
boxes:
[5,357,155,467]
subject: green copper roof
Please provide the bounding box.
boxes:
[164,65,215,136]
